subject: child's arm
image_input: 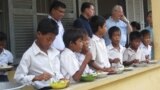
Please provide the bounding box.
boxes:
[109,58,120,64]
[123,59,139,66]
[72,52,92,81]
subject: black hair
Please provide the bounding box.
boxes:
[0,32,7,41]
[140,29,150,37]
[147,10,152,16]
[108,26,121,39]
[49,1,66,13]
[81,2,94,12]
[129,31,141,42]
[37,18,58,35]
[131,21,141,30]
[90,15,105,34]
[63,28,83,48]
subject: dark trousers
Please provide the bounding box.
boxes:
[0,75,9,82]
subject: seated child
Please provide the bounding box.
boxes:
[89,15,114,72]
[60,28,92,83]
[75,30,94,74]
[140,29,152,60]
[0,32,13,82]
[14,18,64,89]
[123,31,146,66]
[106,26,125,68]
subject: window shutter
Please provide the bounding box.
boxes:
[8,0,35,63]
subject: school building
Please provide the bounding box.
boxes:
[0,0,158,63]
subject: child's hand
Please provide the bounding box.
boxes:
[103,67,115,72]
[33,72,52,81]
[132,59,139,63]
[112,58,120,63]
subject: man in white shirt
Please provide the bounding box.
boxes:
[14,18,64,89]
[48,1,66,51]
[0,32,13,81]
[105,5,132,46]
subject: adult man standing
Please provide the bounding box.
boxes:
[105,5,132,46]
[73,2,95,38]
[48,1,66,51]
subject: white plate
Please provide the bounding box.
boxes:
[0,65,13,70]
[132,63,148,67]
[96,72,108,78]
[148,60,157,64]
[124,67,134,71]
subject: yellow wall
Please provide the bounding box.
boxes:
[151,0,160,60]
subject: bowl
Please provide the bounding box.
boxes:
[148,60,158,64]
[124,67,134,71]
[80,74,95,82]
[96,72,108,78]
[50,80,69,89]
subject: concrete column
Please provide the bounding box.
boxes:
[151,0,160,60]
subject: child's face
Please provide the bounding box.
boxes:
[37,32,56,50]
[111,31,121,45]
[142,34,151,46]
[99,24,107,36]
[0,41,6,53]
[71,38,83,52]
[130,39,141,50]
[82,35,89,52]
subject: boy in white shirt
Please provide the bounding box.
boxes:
[123,31,146,66]
[140,29,152,60]
[14,18,64,89]
[107,26,125,68]
[60,29,92,83]
[0,32,13,81]
[89,15,114,72]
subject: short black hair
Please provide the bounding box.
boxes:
[0,32,7,41]
[37,18,58,35]
[131,21,141,30]
[81,2,94,12]
[108,26,121,39]
[63,28,83,48]
[129,31,141,41]
[49,1,66,13]
[140,29,150,37]
[90,15,106,34]
[147,10,152,16]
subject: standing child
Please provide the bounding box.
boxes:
[60,29,92,83]
[107,26,125,68]
[14,18,64,89]
[89,15,114,72]
[123,31,146,66]
[0,32,13,81]
[140,29,152,60]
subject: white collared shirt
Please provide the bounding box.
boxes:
[0,49,13,65]
[140,43,152,60]
[14,41,63,89]
[123,47,146,62]
[60,48,80,83]
[48,15,65,51]
[107,44,125,64]
[105,17,127,46]
[89,35,111,68]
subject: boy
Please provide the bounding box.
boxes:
[89,15,114,72]
[140,29,152,60]
[123,31,146,66]
[107,26,125,68]
[14,18,64,89]
[75,30,93,74]
[0,32,13,81]
[60,28,92,83]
